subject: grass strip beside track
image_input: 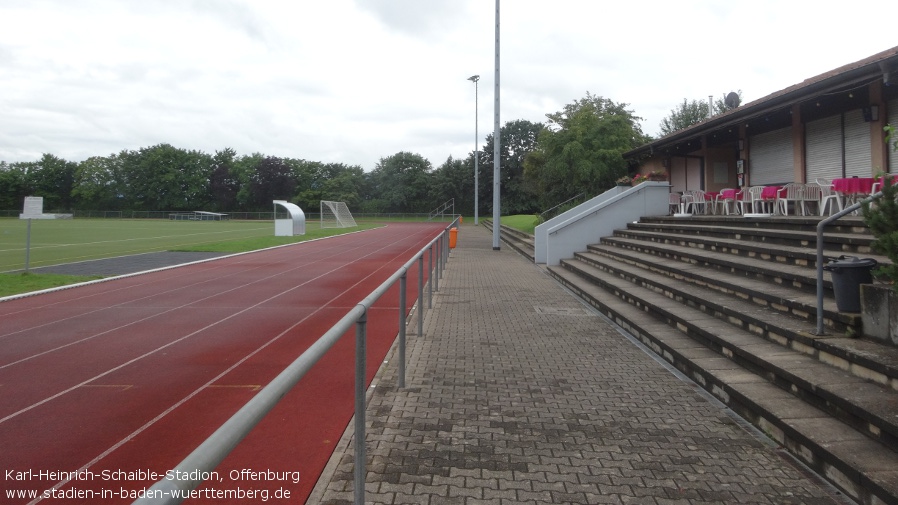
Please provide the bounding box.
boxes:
[0,218,383,296]
[502,214,540,235]
[0,272,105,297]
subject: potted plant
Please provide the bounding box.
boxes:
[860,125,898,344]
[648,169,669,182]
[631,173,649,185]
[615,175,632,186]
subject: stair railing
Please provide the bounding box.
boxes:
[814,191,883,335]
[538,193,584,222]
[428,199,455,221]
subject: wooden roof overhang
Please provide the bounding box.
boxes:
[625,46,898,160]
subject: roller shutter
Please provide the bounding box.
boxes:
[843,109,871,177]
[805,115,842,182]
[749,127,792,185]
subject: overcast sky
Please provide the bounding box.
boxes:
[1,0,895,171]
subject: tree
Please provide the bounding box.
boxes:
[479,119,544,215]
[0,162,27,210]
[318,164,365,209]
[119,144,213,210]
[430,155,474,216]
[368,152,433,213]
[524,93,649,210]
[208,148,240,212]
[19,154,77,211]
[73,154,125,210]
[245,156,296,210]
[292,161,366,212]
[862,125,898,291]
[659,91,743,137]
[659,99,711,137]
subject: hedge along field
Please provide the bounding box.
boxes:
[0,218,380,273]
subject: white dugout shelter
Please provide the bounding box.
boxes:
[273,200,305,236]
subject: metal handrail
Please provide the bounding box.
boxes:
[428,198,455,220]
[814,193,881,335]
[546,182,666,236]
[538,192,584,221]
[133,217,459,505]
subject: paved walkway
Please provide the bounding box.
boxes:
[311,224,851,505]
[27,251,227,276]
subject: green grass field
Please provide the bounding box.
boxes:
[501,215,540,235]
[0,218,387,296]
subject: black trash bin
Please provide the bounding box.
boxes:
[823,256,878,312]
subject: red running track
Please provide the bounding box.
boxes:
[0,223,446,504]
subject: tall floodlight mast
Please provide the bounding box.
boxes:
[467,74,480,225]
[492,0,501,250]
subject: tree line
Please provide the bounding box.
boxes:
[0,92,652,216]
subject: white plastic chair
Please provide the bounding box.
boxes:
[802,183,822,215]
[739,186,769,214]
[776,183,805,216]
[717,189,739,215]
[683,190,709,215]
[669,193,681,215]
[819,185,843,215]
[736,188,751,215]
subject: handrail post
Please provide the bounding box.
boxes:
[418,256,425,337]
[434,239,440,292]
[398,271,407,388]
[815,222,825,336]
[128,227,451,505]
[439,234,445,280]
[444,228,449,265]
[814,192,882,335]
[354,309,367,505]
[428,247,433,308]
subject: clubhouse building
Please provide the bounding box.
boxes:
[624,45,898,193]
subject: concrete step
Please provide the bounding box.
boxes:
[615,226,891,270]
[642,214,876,237]
[630,220,881,257]
[548,263,898,505]
[557,256,898,439]
[582,243,859,333]
[482,220,535,261]
[598,234,842,297]
[571,248,898,386]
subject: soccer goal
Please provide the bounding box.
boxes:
[320,200,357,228]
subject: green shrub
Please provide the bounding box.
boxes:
[862,125,898,292]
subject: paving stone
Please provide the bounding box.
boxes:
[314,225,851,504]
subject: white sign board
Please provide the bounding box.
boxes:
[22,196,43,217]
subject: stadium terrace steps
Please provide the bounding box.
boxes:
[482,221,535,261]
[489,215,898,505]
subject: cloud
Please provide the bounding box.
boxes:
[1,0,896,171]
[352,0,471,38]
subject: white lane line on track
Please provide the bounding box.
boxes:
[0,247,332,369]
[0,232,358,325]
[24,225,441,504]
[0,231,386,362]
[0,229,411,364]
[2,225,439,423]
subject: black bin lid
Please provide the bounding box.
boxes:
[823,256,878,271]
